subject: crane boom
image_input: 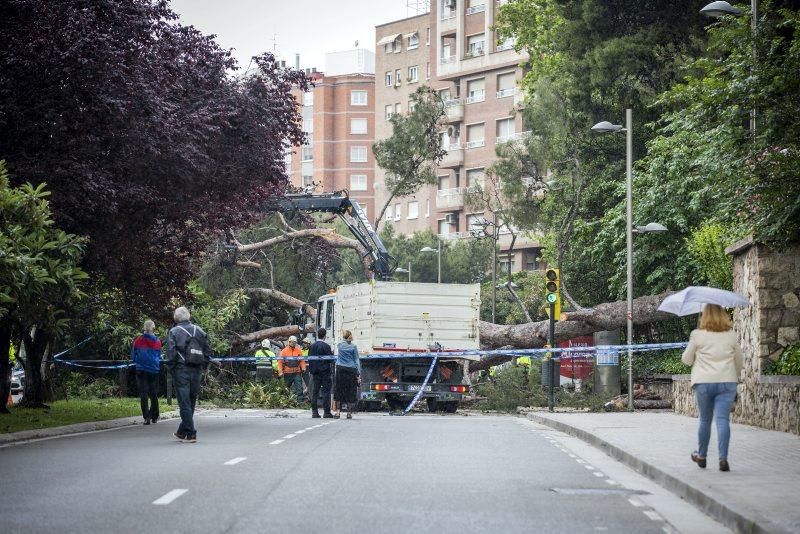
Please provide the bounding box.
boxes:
[275,191,393,280]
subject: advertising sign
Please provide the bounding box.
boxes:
[557,336,594,380]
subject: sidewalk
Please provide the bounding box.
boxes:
[527,411,800,534]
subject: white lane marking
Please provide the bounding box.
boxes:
[568,454,577,458]
[224,457,247,466]
[575,459,585,464]
[153,489,188,505]
[584,465,596,470]
[644,510,664,521]
[304,427,315,431]
[283,434,297,439]
[269,439,284,445]
[294,430,306,434]
[605,479,620,486]
[628,498,645,508]
[593,472,605,477]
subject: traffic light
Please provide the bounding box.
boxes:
[545,268,561,321]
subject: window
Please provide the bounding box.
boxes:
[351,118,368,134]
[408,100,417,113]
[408,65,419,83]
[441,0,456,19]
[350,174,367,191]
[394,203,401,221]
[385,104,393,120]
[438,175,451,190]
[350,146,367,163]
[395,69,401,85]
[283,152,292,169]
[394,36,402,53]
[466,123,485,149]
[497,72,516,98]
[425,199,430,217]
[426,62,430,79]
[385,71,393,86]
[496,118,515,142]
[302,117,313,133]
[438,219,451,235]
[468,214,485,235]
[466,168,484,189]
[395,102,402,115]
[439,88,452,102]
[497,34,515,51]
[467,34,485,57]
[302,174,314,188]
[408,32,419,49]
[301,145,313,161]
[351,90,368,106]
[302,91,313,106]
[426,28,431,46]
[499,255,516,274]
[467,0,486,14]
[466,78,485,104]
[407,201,419,219]
[525,252,541,271]
[385,205,393,220]
[384,42,393,54]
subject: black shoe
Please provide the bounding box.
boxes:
[312,412,321,418]
[173,431,187,441]
[151,416,158,424]
[143,418,151,425]
[346,412,352,419]
[184,434,197,443]
[719,459,730,472]
[691,452,707,469]
[323,413,334,418]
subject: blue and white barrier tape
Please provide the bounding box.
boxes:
[53,342,687,370]
[402,355,438,415]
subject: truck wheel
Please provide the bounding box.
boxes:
[441,401,458,414]
[386,396,406,411]
[358,401,382,412]
[426,398,439,413]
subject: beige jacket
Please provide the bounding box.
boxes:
[681,329,743,386]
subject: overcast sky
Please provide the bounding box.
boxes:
[169,0,420,72]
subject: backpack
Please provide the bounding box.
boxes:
[176,325,206,366]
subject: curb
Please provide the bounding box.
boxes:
[0,411,179,447]
[527,413,774,534]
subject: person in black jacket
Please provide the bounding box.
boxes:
[308,328,334,418]
[164,306,215,443]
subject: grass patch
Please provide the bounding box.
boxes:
[1,398,142,434]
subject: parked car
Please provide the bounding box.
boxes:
[11,366,24,395]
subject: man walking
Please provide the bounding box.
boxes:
[131,320,162,425]
[278,335,306,403]
[165,306,213,443]
[308,328,334,418]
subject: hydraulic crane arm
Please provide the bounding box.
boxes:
[274,191,393,281]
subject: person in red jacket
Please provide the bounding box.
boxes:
[130,320,162,425]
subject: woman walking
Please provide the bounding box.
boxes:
[681,304,744,472]
[334,330,361,419]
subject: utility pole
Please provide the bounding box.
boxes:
[548,299,556,412]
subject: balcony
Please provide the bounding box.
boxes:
[436,187,464,210]
[440,54,456,65]
[465,139,485,149]
[464,45,485,60]
[496,41,515,52]
[445,99,464,122]
[466,3,486,15]
[465,89,485,104]
[440,143,464,168]
[440,9,457,32]
[495,131,531,145]
[496,87,516,99]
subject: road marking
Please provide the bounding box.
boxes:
[304,427,315,431]
[224,457,247,465]
[644,510,664,521]
[568,454,576,458]
[593,472,605,477]
[584,465,595,470]
[605,479,620,486]
[294,430,306,434]
[575,459,585,464]
[283,434,297,439]
[153,489,187,505]
[269,439,284,445]
[628,498,645,507]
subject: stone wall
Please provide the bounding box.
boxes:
[672,238,800,435]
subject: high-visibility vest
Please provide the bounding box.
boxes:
[254,349,275,368]
[517,356,531,368]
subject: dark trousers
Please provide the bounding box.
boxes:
[284,373,304,402]
[173,366,202,436]
[136,370,160,420]
[311,371,332,415]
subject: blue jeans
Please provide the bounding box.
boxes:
[695,382,737,460]
[173,366,203,436]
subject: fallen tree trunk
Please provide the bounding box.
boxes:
[236,323,315,344]
[246,288,316,317]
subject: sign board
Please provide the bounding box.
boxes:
[557,336,594,379]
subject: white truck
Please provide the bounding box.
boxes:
[316,281,481,412]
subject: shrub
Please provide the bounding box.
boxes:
[63,372,121,399]
[764,345,800,376]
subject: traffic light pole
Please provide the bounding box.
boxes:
[548,300,555,412]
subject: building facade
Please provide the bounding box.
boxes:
[287,51,376,217]
[374,0,542,273]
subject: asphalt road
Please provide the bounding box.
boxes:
[0,409,727,533]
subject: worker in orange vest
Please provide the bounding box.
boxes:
[278,336,307,402]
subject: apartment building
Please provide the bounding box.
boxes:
[286,50,376,218]
[374,0,542,273]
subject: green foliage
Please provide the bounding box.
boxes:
[186,282,247,355]
[481,271,547,324]
[623,350,691,377]
[685,223,738,290]
[203,376,301,409]
[373,86,447,226]
[63,372,121,399]
[764,344,800,376]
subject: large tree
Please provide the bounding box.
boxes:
[0,0,309,310]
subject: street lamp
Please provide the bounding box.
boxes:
[593,110,670,411]
[394,262,411,282]
[420,242,441,283]
[700,1,742,17]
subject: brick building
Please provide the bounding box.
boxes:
[374,0,543,273]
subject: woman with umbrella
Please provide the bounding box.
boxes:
[679,301,744,472]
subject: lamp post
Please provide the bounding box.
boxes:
[592,110,668,411]
[395,262,411,282]
[420,242,441,283]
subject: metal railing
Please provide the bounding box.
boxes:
[465,90,485,104]
[440,55,456,64]
[465,139,485,149]
[466,4,486,15]
[496,87,516,98]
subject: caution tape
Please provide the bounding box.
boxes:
[401,355,438,415]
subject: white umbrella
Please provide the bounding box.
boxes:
[658,286,750,316]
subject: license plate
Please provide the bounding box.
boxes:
[407,385,431,392]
